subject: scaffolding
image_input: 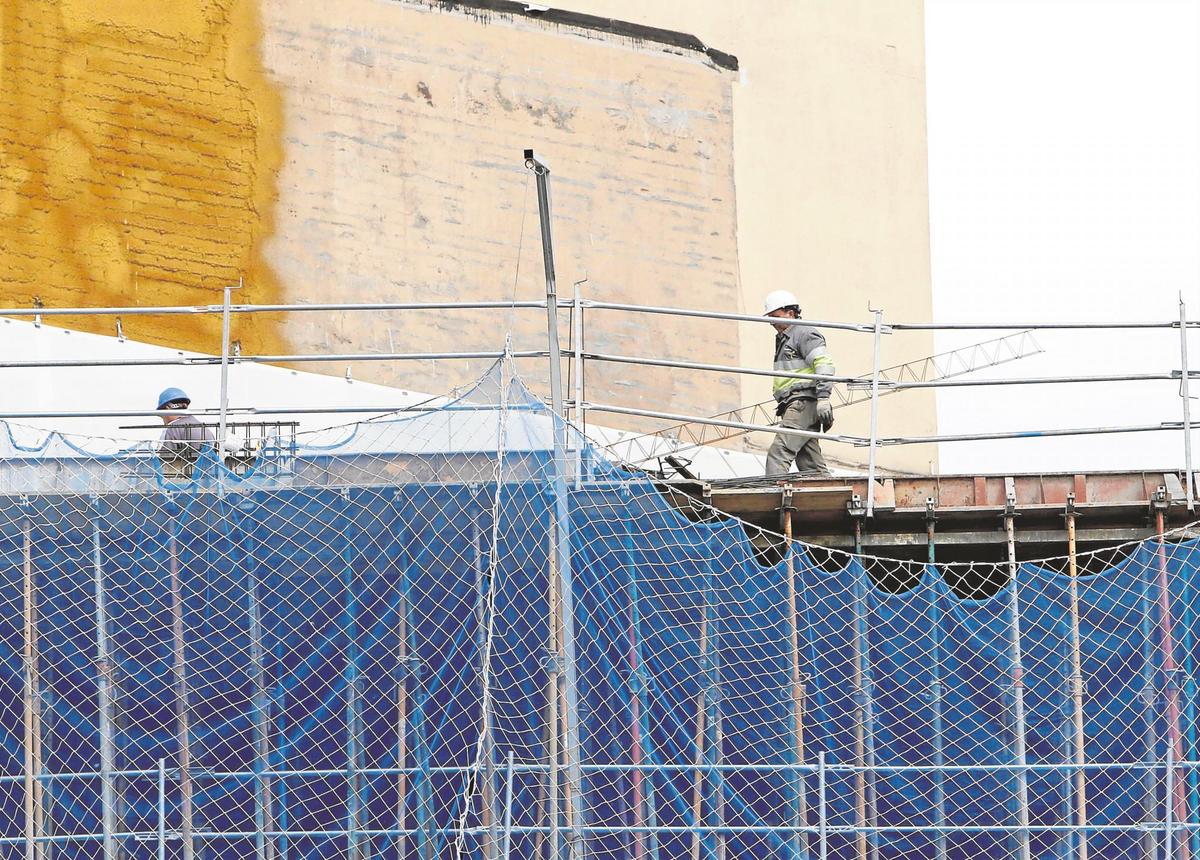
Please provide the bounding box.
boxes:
[2,185,1200,859]
[0,348,1199,860]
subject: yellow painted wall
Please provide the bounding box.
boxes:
[1,0,936,471]
[0,0,286,355]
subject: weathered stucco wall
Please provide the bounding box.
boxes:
[259,0,742,422]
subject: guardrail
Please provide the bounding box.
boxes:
[2,293,1198,513]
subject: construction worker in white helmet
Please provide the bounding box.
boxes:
[762,290,835,476]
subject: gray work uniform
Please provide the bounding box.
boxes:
[159,415,215,474]
[766,324,836,476]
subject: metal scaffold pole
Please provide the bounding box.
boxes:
[925,501,948,860]
[817,751,828,860]
[218,284,234,446]
[865,307,884,517]
[157,759,166,860]
[573,281,586,489]
[623,489,660,860]
[705,553,726,860]
[783,500,809,860]
[91,506,121,860]
[1154,501,1190,860]
[1065,497,1089,860]
[168,527,196,860]
[1137,494,1161,860]
[851,514,879,860]
[393,524,410,860]
[1003,485,1032,860]
[546,515,561,860]
[340,491,366,860]
[1176,503,1200,860]
[503,751,515,860]
[1180,295,1195,511]
[526,147,585,860]
[474,513,499,860]
[403,531,434,860]
[247,524,274,860]
[690,551,725,860]
[23,514,45,860]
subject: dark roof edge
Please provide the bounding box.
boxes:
[433,0,739,72]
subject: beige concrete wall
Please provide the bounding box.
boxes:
[551,0,939,472]
[259,0,743,429]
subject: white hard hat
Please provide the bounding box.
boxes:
[763,290,800,315]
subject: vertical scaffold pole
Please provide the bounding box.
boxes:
[1003,493,1031,860]
[572,281,585,490]
[23,515,45,860]
[705,554,725,860]
[218,284,233,446]
[1177,509,1200,860]
[92,511,121,860]
[474,515,499,860]
[169,528,195,860]
[273,630,290,860]
[783,502,808,860]
[817,751,828,860]
[1168,743,1177,860]
[1155,502,1190,860]
[157,759,167,860]
[865,307,884,518]
[1180,296,1195,511]
[405,548,434,860]
[851,516,879,860]
[503,751,515,860]
[546,514,561,860]
[691,552,725,860]
[236,499,274,860]
[623,492,660,860]
[1137,498,1160,860]
[925,501,948,860]
[690,674,706,860]
[341,491,365,860]
[1065,499,1089,860]
[526,148,585,860]
[394,524,410,860]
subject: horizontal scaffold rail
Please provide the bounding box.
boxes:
[5,297,1199,330]
[581,400,1187,447]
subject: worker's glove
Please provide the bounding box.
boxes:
[815,398,834,432]
[775,400,789,419]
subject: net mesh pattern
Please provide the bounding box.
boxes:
[0,359,1196,860]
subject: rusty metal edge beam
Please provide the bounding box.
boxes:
[786,527,1170,550]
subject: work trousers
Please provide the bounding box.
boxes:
[765,398,830,476]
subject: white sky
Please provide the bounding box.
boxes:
[926,0,1200,473]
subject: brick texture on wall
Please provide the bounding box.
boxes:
[261,0,742,426]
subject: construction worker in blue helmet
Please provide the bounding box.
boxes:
[156,387,215,474]
[763,290,835,476]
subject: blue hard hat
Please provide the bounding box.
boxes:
[156,387,191,409]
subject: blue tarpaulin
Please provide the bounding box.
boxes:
[0,367,1195,859]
